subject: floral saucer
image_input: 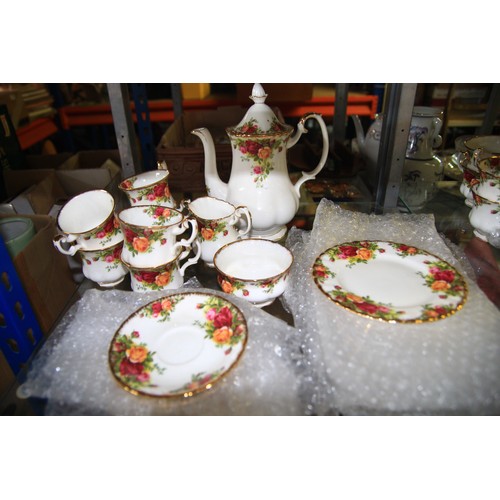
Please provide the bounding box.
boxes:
[312,241,468,323]
[109,292,248,397]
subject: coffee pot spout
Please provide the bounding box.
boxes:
[191,127,228,200]
[352,115,366,152]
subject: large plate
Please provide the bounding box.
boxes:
[312,241,468,323]
[109,292,248,397]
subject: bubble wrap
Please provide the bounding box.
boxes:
[17,280,318,415]
[282,199,500,415]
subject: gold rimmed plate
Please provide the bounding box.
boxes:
[109,292,248,397]
[312,241,468,323]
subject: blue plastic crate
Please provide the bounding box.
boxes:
[0,235,43,374]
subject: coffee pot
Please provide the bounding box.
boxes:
[192,83,329,241]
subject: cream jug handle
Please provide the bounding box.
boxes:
[291,113,330,196]
[231,206,252,238]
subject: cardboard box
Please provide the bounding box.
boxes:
[0,349,15,400]
[181,83,211,100]
[236,83,313,103]
[0,213,79,336]
[156,106,246,194]
[3,150,122,215]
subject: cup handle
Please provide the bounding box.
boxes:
[53,234,82,256]
[172,218,198,253]
[178,198,190,214]
[233,206,252,238]
[179,239,201,276]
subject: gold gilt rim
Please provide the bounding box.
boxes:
[188,196,236,223]
[117,205,184,230]
[213,238,294,283]
[108,291,249,399]
[225,125,293,139]
[312,240,469,324]
[120,245,183,270]
[57,189,115,236]
[119,170,169,192]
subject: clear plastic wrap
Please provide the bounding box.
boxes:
[282,200,500,415]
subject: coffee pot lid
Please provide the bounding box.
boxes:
[227,83,292,137]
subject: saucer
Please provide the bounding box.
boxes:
[109,292,248,397]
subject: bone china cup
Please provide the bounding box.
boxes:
[469,185,500,244]
[53,189,123,256]
[78,241,128,287]
[118,205,198,268]
[123,242,201,293]
[187,196,252,267]
[213,238,293,307]
[119,169,176,207]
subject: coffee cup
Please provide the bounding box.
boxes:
[119,169,176,207]
[118,205,198,268]
[124,242,201,293]
[79,240,128,287]
[53,189,123,256]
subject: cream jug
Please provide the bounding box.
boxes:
[192,83,329,241]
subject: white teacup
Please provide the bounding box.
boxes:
[124,242,201,293]
[53,189,123,256]
[79,241,128,287]
[119,169,176,207]
[118,205,197,268]
[187,196,252,267]
[469,186,500,245]
[213,238,293,307]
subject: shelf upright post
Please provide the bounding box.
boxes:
[333,83,349,145]
[107,83,142,179]
[130,84,157,171]
[374,83,417,214]
[476,83,500,135]
[170,84,183,119]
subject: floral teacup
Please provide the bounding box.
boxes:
[118,205,198,268]
[53,189,123,256]
[469,186,500,245]
[79,241,128,287]
[119,169,176,207]
[123,241,201,293]
[213,238,293,307]
[187,196,252,267]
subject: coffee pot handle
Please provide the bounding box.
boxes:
[290,113,330,196]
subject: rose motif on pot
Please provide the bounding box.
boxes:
[233,118,284,188]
